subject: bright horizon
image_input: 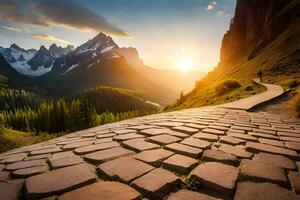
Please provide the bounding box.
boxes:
[0,0,236,72]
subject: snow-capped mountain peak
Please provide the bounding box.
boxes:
[75,32,118,55]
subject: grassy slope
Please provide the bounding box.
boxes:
[0,129,56,153]
[166,2,300,116]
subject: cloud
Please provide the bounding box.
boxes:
[206,1,217,10]
[0,0,129,37]
[32,34,71,44]
[216,10,224,16]
[2,26,23,32]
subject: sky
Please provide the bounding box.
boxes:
[0,0,236,72]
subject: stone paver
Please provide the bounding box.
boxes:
[147,134,181,145]
[180,137,211,149]
[113,133,145,142]
[201,128,225,135]
[219,136,245,145]
[234,182,300,200]
[121,138,160,152]
[202,149,238,166]
[227,133,257,142]
[192,132,219,141]
[285,141,300,151]
[12,165,48,178]
[134,149,174,167]
[74,142,120,155]
[0,171,10,181]
[162,154,198,174]
[245,142,299,159]
[0,181,23,200]
[240,159,288,187]
[252,152,296,170]
[167,189,219,200]
[171,126,198,134]
[83,147,134,164]
[58,181,140,200]
[26,164,96,199]
[50,156,84,169]
[6,159,47,171]
[98,157,154,183]
[190,162,238,196]
[131,168,181,199]
[219,144,253,159]
[258,138,285,147]
[165,143,203,158]
[288,171,300,194]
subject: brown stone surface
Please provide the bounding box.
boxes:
[180,138,211,149]
[83,147,134,164]
[227,133,257,142]
[171,126,199,134]
[192,132,219,141]
[240,160,288,187]
[147,134,181,145]
[74,142,120,155]
[26,164,96,199]
[165,143,202,158]
[288,171,300,194]
[0,181,23,200]
[162,154,198,174]
[25,154,51,161]
[50,156,84,169]
[219,144,253,158]
[113,133,145,141]
[62,141,93,150]
[58,181,140,200]
[190,162,238,196]
[121,138,160,152]
[234,182,300,200]
[134,149,174,167]
[252,153,296,170]
[30,147,62,155]
[6,159,46,171]
[245,142,299,159]
[258,138,285,147]
[202,150,238,166]
[98,157,154,183]
[249,132,279,140]
[132,168,181,199]
[0,171,10,181]
[140,128,168,136]
[167,189,219,200]
[219,136,245,145]
[285,141,300,151]
[201,128,225,135]
[12,165,48,178]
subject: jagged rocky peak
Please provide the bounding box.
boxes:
[74,32,118,55]
[17,54,26,61]
[220,0,293,63]
[10,43,26,52]
[49,43,74,56]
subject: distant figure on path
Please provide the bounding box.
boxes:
[258,69,263,82]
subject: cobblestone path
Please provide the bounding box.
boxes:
[0,106,299,200]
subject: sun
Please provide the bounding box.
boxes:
[179,57,192,72]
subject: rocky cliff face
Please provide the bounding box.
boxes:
[220,0,295,63]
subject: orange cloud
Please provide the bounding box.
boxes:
[32,34,71,44]
[2,26,23,32]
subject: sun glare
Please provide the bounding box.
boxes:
[179,58,192,72]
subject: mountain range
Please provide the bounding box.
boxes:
[0,33,204,105]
